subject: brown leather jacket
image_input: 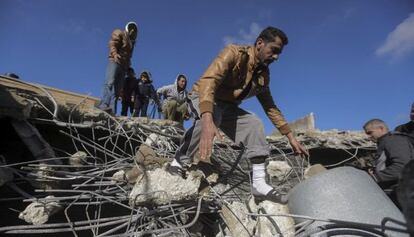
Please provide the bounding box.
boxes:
[108,29,134,69]
[192,44,291,135]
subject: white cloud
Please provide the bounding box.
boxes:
[223,22,262,45]
[376,13,414,60]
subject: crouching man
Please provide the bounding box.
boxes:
[168,26,308,203]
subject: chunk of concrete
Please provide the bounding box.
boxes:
[221,201,255,237]
[129,168,202,206]
[69,151,87,166]
[18,196,61,225]
[250,199,295,237]
[134,144,170,170]
[304,164,326,179]
[267,161,292,181]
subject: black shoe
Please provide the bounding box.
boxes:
[166,163,186,178]
[253,188,288,205]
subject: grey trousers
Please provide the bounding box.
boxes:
[175,93,270,164]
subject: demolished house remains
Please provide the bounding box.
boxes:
[0,74,410,236]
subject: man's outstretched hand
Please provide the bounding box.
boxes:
[286,132,309,158]
[199,112,222,161]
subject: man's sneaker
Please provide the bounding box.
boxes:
[253,188,288,205]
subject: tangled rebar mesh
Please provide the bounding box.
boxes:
[1,80,387,236]
[0,99,313,236]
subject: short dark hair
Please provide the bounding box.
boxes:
[255,26,288,46]
[363,118,388,130]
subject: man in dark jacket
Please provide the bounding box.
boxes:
[98,22,138,115]
[364,118,414,205]
[120,67,137,116]
[133,71,161,117]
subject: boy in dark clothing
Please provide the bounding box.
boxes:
[121,68,137,116]
[133,71,161,117]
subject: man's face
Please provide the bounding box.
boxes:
[364,125,387,143]
[128,27,137,41]
[141,75,148,82]
[256,36,284,66]
[177,77,186,90]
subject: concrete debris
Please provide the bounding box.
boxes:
[111,169,126,182]
[268,129,375,150]
[69,151,87,166]
[18,196,61,225]
[266,160,292,181]
[0,78,386,236]
[304,164,327,179]
[134,144,169,170]
[129,168,203,206]
[125,166,142,183]
[221,201,255,237]
[248,198,295,237]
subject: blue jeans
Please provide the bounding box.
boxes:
[98,62,125,113]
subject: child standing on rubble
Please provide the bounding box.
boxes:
[132,71,161,117]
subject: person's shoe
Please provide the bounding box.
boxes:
[166,163,186,178]
[253,188,288,204]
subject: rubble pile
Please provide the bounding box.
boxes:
[0,76,382,236]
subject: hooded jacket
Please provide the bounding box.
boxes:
[157,74,188,106]
[192,44,290,135]
[108,22,137,69]
[135,71,160,105]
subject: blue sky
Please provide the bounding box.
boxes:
[1,0,413,134]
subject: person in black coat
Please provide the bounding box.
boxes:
[133,71,161,117]
[364,118,414,206]
[120,67,137,116]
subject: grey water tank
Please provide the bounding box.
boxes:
[288,167,408,236]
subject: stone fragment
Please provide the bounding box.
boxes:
[221,201,255,237]
[267,161,292,181]
[129,168,202,206]
[18,196,61,225]
[304,164,327,179]
[134,144,170,170]
[69,151,87,166]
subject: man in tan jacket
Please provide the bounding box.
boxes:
[98,22,138,114]
[169,26,308,203]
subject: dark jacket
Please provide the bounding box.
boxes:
[374,132,414,191]
[135,71,160,106]
[122,76,137,102]
[395,121,414,136]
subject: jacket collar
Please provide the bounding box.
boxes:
[247,46,267,86]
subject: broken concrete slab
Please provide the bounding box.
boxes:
[129,168,202,206]
[18,195,61,225]
[267,160,292,181]
[221,201,255,237]
[134,144,170,170]
[253,200,295,237]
